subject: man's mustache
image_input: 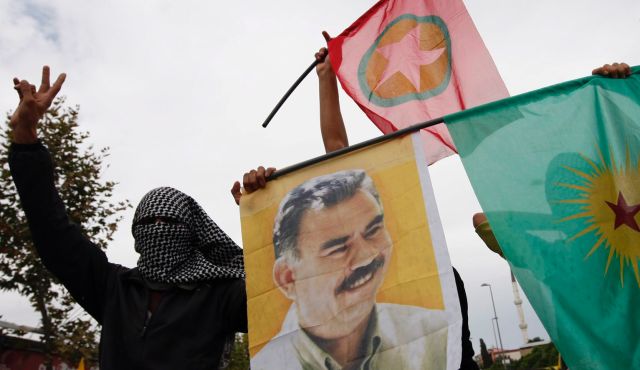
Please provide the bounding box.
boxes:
[335,256,385,295]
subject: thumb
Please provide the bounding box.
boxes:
[231,181,242,206]
[13,78,23,99]
[322,31,332,43]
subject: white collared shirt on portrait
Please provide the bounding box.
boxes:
[251,303,449,370]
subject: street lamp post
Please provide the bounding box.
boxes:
[490,318,499,352]
[481,283,505,367]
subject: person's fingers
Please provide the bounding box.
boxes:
[46,73,66,105]
[593,64,613,77]
[231,181,242,205]
[593,63,632,79]
[242,172,250,192]
[243,170,258,192]
[30,84,36,96]
[316,48,329,62]
[256,166,267,188]
[599,64,611,76]
[248,169,257,191]
[265,167,276,178]
[13,77,23,99]
[612,62,629,78]
[320,48,328,60]
[611,63,622,78]
[322,31,332,43]
[18,80,34,100]
[38,65,51,94]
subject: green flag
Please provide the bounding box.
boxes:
[445,68,640,369]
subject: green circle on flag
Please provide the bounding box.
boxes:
[358,14,452,107]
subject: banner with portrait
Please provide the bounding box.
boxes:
[240,133,462,370]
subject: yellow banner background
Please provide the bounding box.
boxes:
[240,135,444,356]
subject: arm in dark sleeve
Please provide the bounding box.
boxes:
[9,142,116,323]
[224,279,248,333]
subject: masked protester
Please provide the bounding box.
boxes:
[8,67,247,370]
[133,187,244,284]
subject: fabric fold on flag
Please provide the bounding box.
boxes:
[445,67,640,370]
[328,0,508,165]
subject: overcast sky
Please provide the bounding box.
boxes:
[1,0,639,356]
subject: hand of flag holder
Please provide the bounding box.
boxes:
[260,56,443,180]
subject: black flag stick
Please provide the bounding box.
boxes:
[268,116,445,180]
[262,59,319,128]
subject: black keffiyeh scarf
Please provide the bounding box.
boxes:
[132,187,245,284]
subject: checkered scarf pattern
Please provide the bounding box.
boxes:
[132,187,245,283]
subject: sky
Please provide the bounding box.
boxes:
[1,0,639,356]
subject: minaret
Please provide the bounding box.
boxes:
[511,271,529,344]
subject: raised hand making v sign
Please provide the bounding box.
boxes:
[9,66,66,144]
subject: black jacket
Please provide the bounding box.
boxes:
[9,143,247,370]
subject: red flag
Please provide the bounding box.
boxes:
[328,0,509,164]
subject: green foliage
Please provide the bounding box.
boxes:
[0,97,130,365]
[480,338,493,368]
[486,343,561,370]
[226,333,250,370]
[512,343,559,369]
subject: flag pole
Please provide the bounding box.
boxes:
[262,59,319,128]
[268,116,445,180]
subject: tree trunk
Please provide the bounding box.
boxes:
[36,287,54,370]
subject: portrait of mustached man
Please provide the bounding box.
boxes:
[252,169,449,370]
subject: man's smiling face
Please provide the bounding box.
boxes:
[286,189,392,339]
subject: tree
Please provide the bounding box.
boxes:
[484,342,563,370]
[480,338,493,368]
[527,336,543,343]
[0,97,130,367]
[226,333,250,370]
[511,343,560,369]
